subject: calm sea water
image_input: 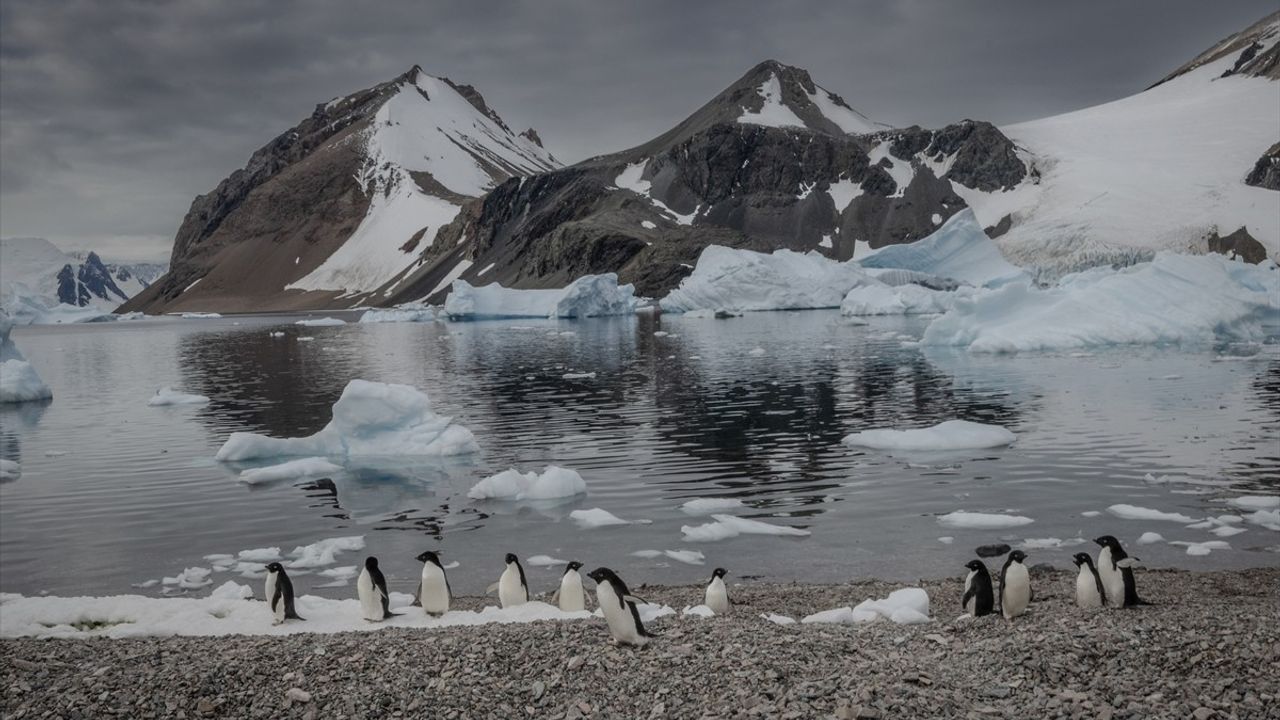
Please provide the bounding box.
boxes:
[1,311,1277,599]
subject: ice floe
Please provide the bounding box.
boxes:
[660,246,876,313]
[146,387,210,406]
[801,588,930,625]
[237,457,343,485]
[1243,509,1280,531]
[679,498,746,515]
[569,508,633,529]
[466,466,586,501]
[1019,537,1086,549]
[663,550,706,565]
[842,420,1015,452]
[215,379,477,461]
[681,514,810,542]
[444,274,638,320]
[936,511,1034,530]
[858,210,1026,288]
[525,555,567,568]
[237,547,282,563]
[1227,496,1280,511]
[1106,504,1198,523]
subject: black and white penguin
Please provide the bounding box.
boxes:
[415,551,451,616]
[357,556,399,622]
[704,568,730,615]
[264,562,304,624]
[998,550,1031,619]
[1094,535,1149,608]
[552,561,586,612]
[961,559,995,617]
[494,552,529,608]
[1072,552,1106,609]
[587,567,652,646]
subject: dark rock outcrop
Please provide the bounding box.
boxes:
[1151,11,1280,86]
[886,121,1028,192]
[1245,142,1280,190]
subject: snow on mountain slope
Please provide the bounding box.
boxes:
[287,71,557,295]
[0,237,166,317]
[990,13,1280,279]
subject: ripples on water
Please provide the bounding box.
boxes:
[1,312,1276,597]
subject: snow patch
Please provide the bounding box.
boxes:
[737,74,805,129]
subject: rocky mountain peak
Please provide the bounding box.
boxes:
[1150,10,1280,87]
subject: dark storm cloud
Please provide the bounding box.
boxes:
[1,0,1273,260]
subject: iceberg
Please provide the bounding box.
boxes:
[859,210,1027,288]
[444,274,638,320]
[358,303,436,323]
[214,379,478,461]
[660,246,877,313]
[922,253,1279,353]
[295,317,346,327]
[238,457,343,484]
[0,312,52,403]
[147,387,210,407]
[840,283,967,316]
[842,420,1016,452]
[466,466,587,501]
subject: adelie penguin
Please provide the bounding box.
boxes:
[587,567,653,646]
[487,553,529,608]
[961,559,995,617]
[551,561,586,612]
[357,556,400,622]
[264,562,304,625]
[1094,535,1149,608]
[1072,552,1107,609]
[704,568,731,615]
[999,550,1031,619]
[415,551,451,616]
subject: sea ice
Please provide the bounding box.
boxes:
[238,458,343,484]
[215,379,477,461]
[237,547,282,562]
[681,514,810,542]
[162,567,212,590]
[842,420,1015,452]
[147,387,210,406]
[181,312,222,319]
[444,274,638,320]
[679,498,746,515]
[936,511,1034,530]
[295,317,346,327]
[839,283,964,316]
[466,466,586,501]
[1106,504,1199,523]
[1227,496,1280,510]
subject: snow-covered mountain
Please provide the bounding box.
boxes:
[121,66,558,314]
[0,237,167,312]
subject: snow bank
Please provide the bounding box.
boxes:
[0,591,594,639]
[1106,504,1199,523]
[842,420,1015,452]
[295,317,346,327]
[147,387,210,406]
[936,511,1034,530]
[660,246,876,313]
[0,313,52,403]
[358,304,436,323]
[466,466,586,501]
[445,274,638,320]
[681,514,810,542]
[215,380,477,461]
[801,588,930,625]
[569,508,632,529]
[680,498,746,515]
[238,458,343,484]
[922,253,1279,353]
[859,210,1026,288]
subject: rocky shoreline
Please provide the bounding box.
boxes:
[3,567,1277,719]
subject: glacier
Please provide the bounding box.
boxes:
[444,274,639,320]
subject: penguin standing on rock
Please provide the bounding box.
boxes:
[961,559,995,617]
[998,550,1031,619]
[357,556,400,622]
[1072,552,1107,608]
[551,561,586,612]
[1094,535,1149,608]
[704,568,731,615]
[415,551,452,616]
[264,562,304,625]
[587,567,653,646]
[487,553,529,608]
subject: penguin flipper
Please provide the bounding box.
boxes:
[549,588,561,606]
[485,582,500,595]
[961,585,976,610]
[623,594,649,606]
[411,580,422,607]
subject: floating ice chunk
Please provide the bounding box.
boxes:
[748,347,766,356]
[0,458,19,481]
[840,283,964,316]
[444,274,638,320]
[238,457,343,484]
[162,567,213,590]
[680,498,746,515]
[1020,537,1086,549]
[269,331,285,338]
[937,536,954,545]
[681,514,810,542]
[569,508,632,529]
[663,550,706,565]
[843,420,1015,452]
[298,336,314,342]
[147,387,210,406]
[1106,504,1198,523]
[682,605,715,618]
[1081,511,1101,518]
[1169,540,1231,556]
[859,210,1026,288]
[1210,525,1247,538]
[181,312,221,319]
[317,566,358,581]
[235,562,268,579]
[285,536,364,569]
[761,613,797,625]
[0,314,52,403]
[237,547,282,563]
[1185,515,1244,530]
[630,550,664,559]
[215,380,478,461]
[358,304,435,323]
[1242,509,1280,531]
[1227,496,1280,511]
[526,555,567,568]
[936,511,1034,530]
[209,581,254,600]
[1137,532,1165,545]
[562,372,596,380]
[131,579,160,589]
[660,246,878,313]
[466,466,586,501]
[802,588,930,625]
[921,253,1279,353]
[295,317,346,327]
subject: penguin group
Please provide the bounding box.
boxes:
[264,552,733,646]
[960,535,1150,619]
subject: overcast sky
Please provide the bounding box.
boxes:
[1,1,1273,262]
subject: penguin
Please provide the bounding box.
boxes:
[1094,535,1150,608]
[551,561,586,612]
[1072,552,1107,609]
[704,568,731,615]
[587,567,652,646]
[415,551,451,616]
[264,562,304,624]
[960,559,995,617]
[998,550,1031,619]
[357,556,399,622]
[487,552,529,608]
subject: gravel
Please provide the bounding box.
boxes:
[3,567,1277,719]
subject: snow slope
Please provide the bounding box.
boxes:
[993,17,1280,277]
[0,237,164,316]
